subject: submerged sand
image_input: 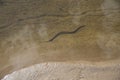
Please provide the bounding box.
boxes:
[0,0,120,79]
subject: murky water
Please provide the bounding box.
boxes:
[0,0,120,79]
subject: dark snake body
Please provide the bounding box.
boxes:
[48,25,85,42]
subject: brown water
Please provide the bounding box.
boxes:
[0,0,120,79]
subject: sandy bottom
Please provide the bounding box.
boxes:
[0,0,120,79]
[2,62,120,80]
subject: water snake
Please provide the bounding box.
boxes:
[48,25,85,42]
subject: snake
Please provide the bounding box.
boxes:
[48,25,85,42]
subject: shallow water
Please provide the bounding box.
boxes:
[0,0,120,79]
